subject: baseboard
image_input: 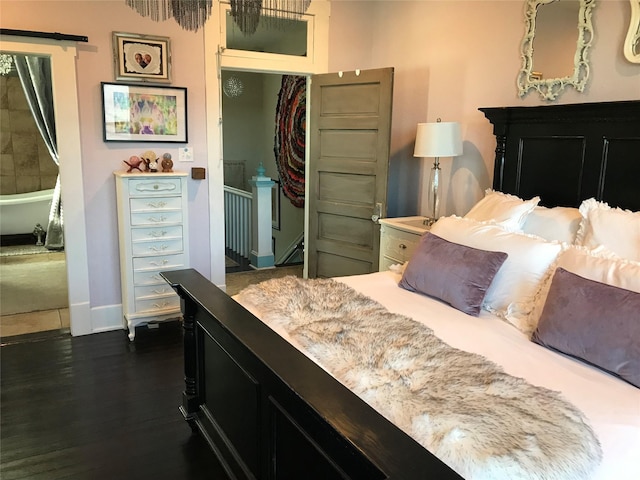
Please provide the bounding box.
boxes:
[90,303,124,334]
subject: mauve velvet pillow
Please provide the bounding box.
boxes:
[399,233,508,316]
[532,268,640,388]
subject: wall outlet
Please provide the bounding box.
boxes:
[178,147,193,162]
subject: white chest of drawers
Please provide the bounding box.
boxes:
[378,216,430,272]
[114,172,189,340]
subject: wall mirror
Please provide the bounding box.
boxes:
[517,0,596,101]
[625,0,640,63]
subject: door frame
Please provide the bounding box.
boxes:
[0,35,91,335]
[203,2,330,287]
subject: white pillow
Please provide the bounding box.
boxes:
[576,198,640,261]
[464,189,539,231]
[529,245,640,335]
[430,216,562,333]
[521,206,582,243]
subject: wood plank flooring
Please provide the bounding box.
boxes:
[0,323,230,480]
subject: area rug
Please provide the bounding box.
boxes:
[0,252,68,315]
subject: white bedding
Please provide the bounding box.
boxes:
[236,270,640,479]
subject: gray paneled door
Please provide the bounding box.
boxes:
[307,67,394,278]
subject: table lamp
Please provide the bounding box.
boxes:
[413,118,463,225]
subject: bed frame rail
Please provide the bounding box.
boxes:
[162,268,462,480]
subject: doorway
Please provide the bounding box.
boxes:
[0,56,69,337]
[0,35,91,337]
[221,70,306,282]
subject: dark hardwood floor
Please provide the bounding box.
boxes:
[0,322,230,480]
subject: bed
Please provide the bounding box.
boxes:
[162,100,640,480]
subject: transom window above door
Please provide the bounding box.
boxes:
[217,1,329,74]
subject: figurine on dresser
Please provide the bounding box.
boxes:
[141,150,159,172]
[161,153,174,172]
[123,155,144,173]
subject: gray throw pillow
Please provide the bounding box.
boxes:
[399,232,508,316]
[532,268,640,388]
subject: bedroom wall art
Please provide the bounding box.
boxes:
[101,82,187,143]
[625,0,640,63]
[112,32,171,83]
[274,75,306,208]
[517,0,596,101]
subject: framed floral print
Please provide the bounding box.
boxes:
[101,82,187,143]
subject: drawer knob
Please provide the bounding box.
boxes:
[399,243,407,249]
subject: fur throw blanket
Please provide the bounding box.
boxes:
[236,277,602,480]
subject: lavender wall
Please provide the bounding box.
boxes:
[328,0,640,218]
[1,0,211,310]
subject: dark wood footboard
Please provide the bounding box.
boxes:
[161,269,462,480]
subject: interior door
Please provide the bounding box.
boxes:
[307,67,394,278]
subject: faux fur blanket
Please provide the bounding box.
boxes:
[236,277,602,480]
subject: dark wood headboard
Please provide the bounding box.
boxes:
[480,101,640,211]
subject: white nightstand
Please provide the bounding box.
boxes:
[378,216,431,272]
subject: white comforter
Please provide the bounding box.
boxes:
[237,271,640,480]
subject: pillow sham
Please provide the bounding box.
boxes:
[576,198,640,261]
[532,268,640,388]
[430,216,562,333]
[399,233,508,316]
[464,189,540,231]
[528,245,640,333]
[521,205,582,244]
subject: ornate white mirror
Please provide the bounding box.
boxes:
[625,0,640,63]
[517,0,596,101]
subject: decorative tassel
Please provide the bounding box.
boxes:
[125,0,309,34]
[124,0,212,32]
[230,0,262,35]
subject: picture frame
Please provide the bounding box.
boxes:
[272,180,281,230]
[101,82,188,143]
[113,32,171,83]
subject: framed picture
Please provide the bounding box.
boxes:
[113,32,171,83]
[272,180,281,230]
[101,82,188,143]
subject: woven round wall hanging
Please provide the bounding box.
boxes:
[274,75,306,208]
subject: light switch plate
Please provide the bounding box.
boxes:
[178,147,193,162]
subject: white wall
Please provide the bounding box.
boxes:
[328,0,640,218]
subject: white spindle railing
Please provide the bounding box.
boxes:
[224,185,252,259]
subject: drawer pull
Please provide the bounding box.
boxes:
[135,182,177,193]
[151,274,163,281]
[149,245,169,252]
[148,230,168,238]
[399,243,407,249]
[152,288,169,294]
[147,215,168,223]
[152,301,171,309]
[146,201,167,209]
[148,259,169,267]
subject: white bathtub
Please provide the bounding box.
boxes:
[0,189,53,236]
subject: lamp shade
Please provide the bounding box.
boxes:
[414,121,463,157]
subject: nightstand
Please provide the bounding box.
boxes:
[378,216,431,271]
